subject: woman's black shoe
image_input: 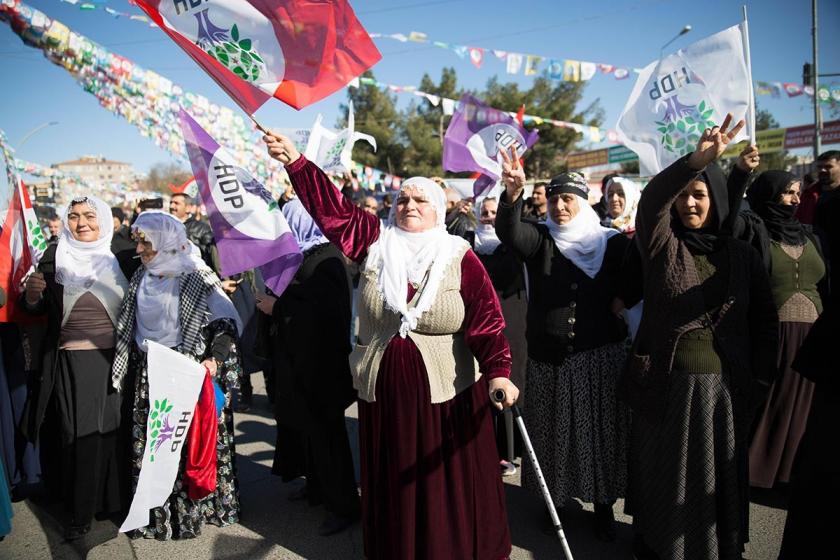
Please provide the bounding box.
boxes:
[65,523,91,541]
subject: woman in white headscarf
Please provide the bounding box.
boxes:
[110,211,242,540]
[601,176,641,235]
[21,196,137,540]
[495,151,634,542]
[263,132,518,560]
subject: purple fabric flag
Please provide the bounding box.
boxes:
[179,109,302,296]
[442,94,539,196]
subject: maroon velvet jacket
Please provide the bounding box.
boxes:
[285,155,511,381]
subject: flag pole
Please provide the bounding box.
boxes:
[741,5,757,145]
[250,115,269,135]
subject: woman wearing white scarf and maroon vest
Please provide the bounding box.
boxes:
[110,211,243,540]
[495,151,633,542]
[263,131,518,560]
[21,196,136,540]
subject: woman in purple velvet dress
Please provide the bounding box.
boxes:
[263,132,519,560]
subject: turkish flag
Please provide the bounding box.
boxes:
[133,0,381,112]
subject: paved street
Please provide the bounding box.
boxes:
[2,375,787,559]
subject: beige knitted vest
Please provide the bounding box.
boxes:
[350,244,480,403]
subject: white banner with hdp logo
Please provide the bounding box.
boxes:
[120,341,205,532]
[615,23,753,177]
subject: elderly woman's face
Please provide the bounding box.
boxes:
[675,180,714,229]
[67,203,100,242]
[395,187,437,232]
[607,185,626,218]
[548,193,580,225]
[479,199,498,226]
[134,238,159,266]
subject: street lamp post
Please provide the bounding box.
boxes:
[660,25,692,58]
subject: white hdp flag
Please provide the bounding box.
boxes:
[274,102,376,174]
[615,23,753,176]
[120,341,205,532]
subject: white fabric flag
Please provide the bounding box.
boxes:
[304,102,376,174]
[506,53,523,74]
[615,23,753,176]
[120,342,205,532]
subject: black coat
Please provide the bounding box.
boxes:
[19,244,138,442]
[496,191,631,365]
[271,242,356,429]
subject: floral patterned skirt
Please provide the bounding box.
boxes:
[127,345,241,540]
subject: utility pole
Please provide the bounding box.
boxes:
[812,0,822,156]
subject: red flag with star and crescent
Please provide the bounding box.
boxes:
[133,0,381,112]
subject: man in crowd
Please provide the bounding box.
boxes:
[169,192,215,271]
[525,182,547,221]
[798,150,840,225]
[46,216,62,244]
[377,193,392,221]
[362,196,379,216]
[110,207,136,272]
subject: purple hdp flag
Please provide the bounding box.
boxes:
[442,94,539,196]
[179,109,302,296]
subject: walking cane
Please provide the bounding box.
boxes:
[493,389,574,560]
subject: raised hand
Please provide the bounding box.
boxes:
[687,113,746,171]
[736,144,760,173]
[262,130,301,165]
[500,146,526,201]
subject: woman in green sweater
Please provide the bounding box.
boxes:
[621,117,778,560]
[746,171,826,488]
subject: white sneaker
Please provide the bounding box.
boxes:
[500,460,517,477]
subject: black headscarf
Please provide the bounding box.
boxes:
[746,170,806,246]
[672,163,729,255]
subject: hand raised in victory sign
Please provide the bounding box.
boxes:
[687,113,746,171]
[262,130,301,166]
[500,145,526,201]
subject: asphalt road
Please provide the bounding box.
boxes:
[2,375,788,559]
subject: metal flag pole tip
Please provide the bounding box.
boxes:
[492,389,575,560]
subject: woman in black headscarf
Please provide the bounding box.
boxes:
[746,171,827,489]
[620,117,778,559]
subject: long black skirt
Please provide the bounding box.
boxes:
[55,348,125,525]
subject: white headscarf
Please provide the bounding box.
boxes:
[366,177,468,338]
[132,211,218,348]
[473,198,502,255]
[602,177,641,233]
[55,196,128,326]
[546,197,619,279]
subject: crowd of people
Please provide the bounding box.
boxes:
[0,118,838,560]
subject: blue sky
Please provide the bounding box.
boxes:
[1,0,838,179]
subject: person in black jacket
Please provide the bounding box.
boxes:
[21,196,139,540]
[496,150,632,541]
[256,198,360,537]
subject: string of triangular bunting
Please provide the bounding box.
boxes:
[372,30,840,101]
[349,76,608,143]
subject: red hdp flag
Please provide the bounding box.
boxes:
[133,0,381,112]
[0,179,35,322]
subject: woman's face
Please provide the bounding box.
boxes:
[778,181,801,206]
[134,239,159,266]
[395,186,438,233]
[67,202,100,242]
[607,185,626,218]
[479,199,498,226]
[548,193,580,225]
[675,180,714,229]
